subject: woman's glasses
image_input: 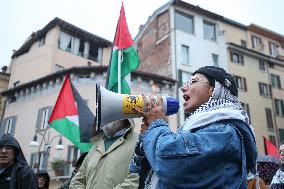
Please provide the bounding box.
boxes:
[185,76,209,87]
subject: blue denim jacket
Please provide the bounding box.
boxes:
[142,119,257,189]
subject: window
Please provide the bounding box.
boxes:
[212,54,219,67]
[36,107,52,131]
[38,36,45,47]
[258,82,271,97]
[269,135,277,146]
[241,40,247,47]
[265,108,274,129]
[271,74,281,89]
[0,116,17,135]
[175,11,194,34]
[203,20,216,41]
[230,51,244,64]
[181,45,189,65]
[66,146,81,175]
[274,99,284,117]
[178,70,191,87]
[241,103,250,123]
[58,31,96,60]
[269,42,279,57]
[234,75,247,91]
[259,60,266,71]
[30,152,48,170]
[279,129,284,144]
[251,35,262,48]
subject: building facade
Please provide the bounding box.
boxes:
[135,0,284,154]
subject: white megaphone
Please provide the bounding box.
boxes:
[95,83,179,131]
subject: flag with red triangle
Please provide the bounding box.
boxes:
[263,136,280,158]
[48,75,94,152]
[105,2,140,94]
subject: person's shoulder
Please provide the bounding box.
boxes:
[199,121,237,132]
[17,164,36,176]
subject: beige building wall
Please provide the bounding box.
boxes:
[224,22,284,154]
[221,24,247,46]
[9,26,112,88]
[0,73,9,119]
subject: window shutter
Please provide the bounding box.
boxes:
[278,76,281,89]
[240,55,244,65]
[10,116,17,136]
[36,108,43,131]
[269,84,272,97]
[0,118,7,134]
[230,52,233,62]
[47,106,53,127]
[281,100,284,116]
[258,82,261,95]
[243,78,247,91]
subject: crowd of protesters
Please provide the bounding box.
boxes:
[1,66,284,189]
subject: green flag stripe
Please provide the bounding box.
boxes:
[50,118,93,152]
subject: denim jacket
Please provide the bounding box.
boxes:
[142,119,257,189]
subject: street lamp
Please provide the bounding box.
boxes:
[29,134,40,148]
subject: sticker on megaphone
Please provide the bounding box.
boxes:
[122,94,179,116]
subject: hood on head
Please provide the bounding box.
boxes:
[37,169,50,188]
[0,134,28,165]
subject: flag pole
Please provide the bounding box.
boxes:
[118,49,122,94]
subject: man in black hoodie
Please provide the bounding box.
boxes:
[0,134,37,189]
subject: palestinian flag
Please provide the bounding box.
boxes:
[48,75,94,152]
[106,2,140,94]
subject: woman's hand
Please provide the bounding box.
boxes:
[133,94,166,127]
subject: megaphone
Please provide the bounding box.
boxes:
[95,83,179,131]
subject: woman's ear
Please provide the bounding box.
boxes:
[209,87,214,96]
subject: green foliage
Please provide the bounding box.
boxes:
[51,159,65,172]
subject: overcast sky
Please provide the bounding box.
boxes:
[1,0,283,68]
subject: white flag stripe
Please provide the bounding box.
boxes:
[66,115,79,126]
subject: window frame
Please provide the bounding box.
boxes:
[234,75,247,92]
[258,82,271,97]
[230,51,244,65]
[181,44,190,65]
[271,74,281,89]
[36,107,52,132]
[251,35,262,48]
[174,11,194,34]
[203,20,216,41]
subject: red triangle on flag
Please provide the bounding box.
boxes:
[113,2,134,50]
[48,75,78,123]
[263,136,280,158]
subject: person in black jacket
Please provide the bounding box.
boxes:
[0,134,37,189]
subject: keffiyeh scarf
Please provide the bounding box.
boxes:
[182,81,250,131]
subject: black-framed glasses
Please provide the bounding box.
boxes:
[185,76,209,87]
